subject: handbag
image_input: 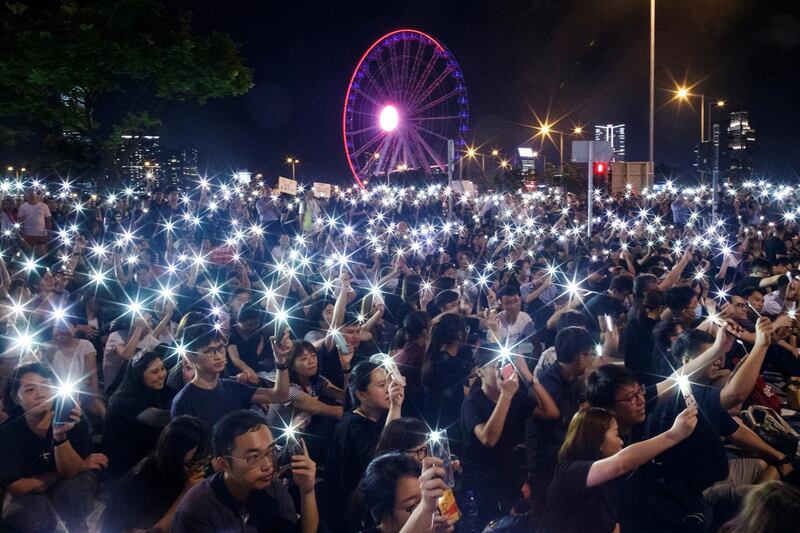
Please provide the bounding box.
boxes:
[740,405,800,458]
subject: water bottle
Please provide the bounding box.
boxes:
[461,490,480,533]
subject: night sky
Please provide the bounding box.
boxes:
[158,1,800,181]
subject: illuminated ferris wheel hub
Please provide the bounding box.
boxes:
[343,29,469,186]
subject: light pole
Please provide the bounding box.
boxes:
[6,166,26,180]
[286,157,299,180]
[649,0,655,181]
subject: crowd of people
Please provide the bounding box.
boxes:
[1,175,800,532]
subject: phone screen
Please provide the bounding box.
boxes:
[501,363,515,380]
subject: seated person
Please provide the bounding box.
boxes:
[226,304,269,382]
[102,416,210,532]
[104,350,174,478]
[357,452,456,533]
[171,410,319,533]
[0,362,108,533]
[539,406,698,533]
[267,341,348,460]
[170,323,291,429]
[525,327,594,510]
[461,345,558,525]
[721,481,800,533]
[375,417,430,464]
[326,361,405,533]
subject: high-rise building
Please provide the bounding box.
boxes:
[594,124,626,162]
[727,112,755,180]
[116,135,161,190]
[163,148,199,189]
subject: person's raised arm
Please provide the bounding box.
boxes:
[115,321,147,362]
[293,392,344,419]
[386,374,405,426]
[658,248,692,291]
[720,317,773,409]
[531,379,560,420]
[292,440,319,533]
[399,457,457,533]
[586,407,697,487]
[473,370,517,448]
[759,274,783,289]
[251,333,292,404]
[655,322,735,398]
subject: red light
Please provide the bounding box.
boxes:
[595,162,605,174]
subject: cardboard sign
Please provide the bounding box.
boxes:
[452,180,475,195]
[278,176,297,196]
[313,182,332,198]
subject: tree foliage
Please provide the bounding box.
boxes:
[0,0,253,183]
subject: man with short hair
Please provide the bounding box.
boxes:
[18,188,52,255]
[172,410,319,533]
[583,273,633,332]
[486,285,532,346]
[170,325,291,429]
[524,326,594,510]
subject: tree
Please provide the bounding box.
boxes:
[0,0,253,186]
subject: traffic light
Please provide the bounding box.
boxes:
[593,161,608,188]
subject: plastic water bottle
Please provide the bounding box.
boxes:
[461,490,480,533]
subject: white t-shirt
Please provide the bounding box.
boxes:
[487,311,533,346]
[47,339,96,386]
[17,202,51,237]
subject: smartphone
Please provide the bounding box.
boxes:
[369,353,406,387]
[54,393,75,425]
[333,331,351,355]
[500,362,515,380]
[278,433,303,476]
[604,314,615,332]
[427,430,455,488]
[678,376,697,410]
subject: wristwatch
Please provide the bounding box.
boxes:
[275,361,290,371]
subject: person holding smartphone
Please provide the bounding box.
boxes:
[0,362,108,532]
[460,345,559,525]
[539,406,698,533]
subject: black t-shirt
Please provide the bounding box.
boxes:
[525,363,582,478]
[461,387,537,494]
[0,416,92,487]
[583,293,627,332]
[326,411,383,511]
[226,326,269,374]
[539,460,617,533]
[102,461,176,532]
[645,384,737,493]
[764,236,787,264]
[423,350,472,436]
[623,315,659,386]
[170,379,256,430]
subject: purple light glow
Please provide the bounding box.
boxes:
[379,105,399,132]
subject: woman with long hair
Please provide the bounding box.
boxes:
[539,406,697,533]
[421,313,471,439]
[101,416,210,532]
[104,350,174,478]
[720,480,800,533]
[390,311,430,418]
[267,340,348,460]
[325,360,405,533]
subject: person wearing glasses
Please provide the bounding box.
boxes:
[102,416,210,532]
[172,410,319,533]
[170,324,292,429]
[375,417,430,464]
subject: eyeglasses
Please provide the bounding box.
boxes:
[405,446,428,462]
[195,344,226,358]
[615,384,646,405]
[225,446,277,469]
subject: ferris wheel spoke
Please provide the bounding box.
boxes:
[409,128,446,170]
[399,38,411,96]
[412,124,451,143]
[347,124,382,137]
[349,131,386,160]
[352,87,387,109]
[387,44,402,97]
[409,88,461,117]
[359,68,393,104]
[403,132,430,171]
[408,67,455,111]
[406,114,461,121]
[403,41,427,98]
[408,56,440,109]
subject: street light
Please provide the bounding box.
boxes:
[285,157,299,180]
[6,166,26,179]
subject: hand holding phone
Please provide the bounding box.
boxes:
[427,430,455,488]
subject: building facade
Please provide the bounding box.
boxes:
[727,112,755,180]
[594,124,626,162]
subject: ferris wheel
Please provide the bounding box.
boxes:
[343,29,469,186]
